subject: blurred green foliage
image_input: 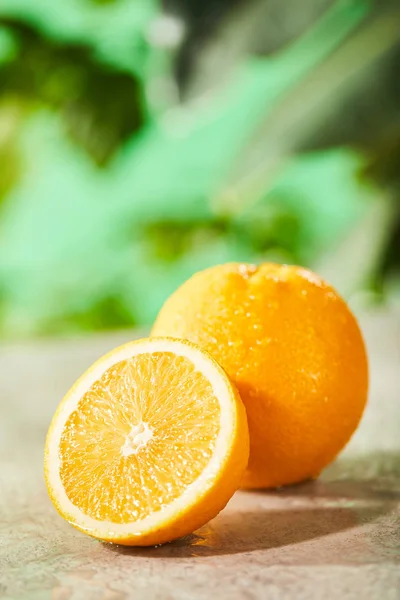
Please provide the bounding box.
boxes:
[0,0,399,339]
[0,17,143,165]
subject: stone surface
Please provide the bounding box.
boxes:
[1,313,400,599]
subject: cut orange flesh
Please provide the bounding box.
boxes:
[44,337,249,546]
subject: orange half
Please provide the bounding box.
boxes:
[44,337,249,546]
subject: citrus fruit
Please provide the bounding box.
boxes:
[44,337,249,546]
[152,263,369,489]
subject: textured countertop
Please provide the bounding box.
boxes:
[1,313,400,600]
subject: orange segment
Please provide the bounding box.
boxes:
[45,338,249,546]
[59,353,220,523]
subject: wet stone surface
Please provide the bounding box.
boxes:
[1,313,400,599]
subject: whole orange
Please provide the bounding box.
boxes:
[152,263,368,488]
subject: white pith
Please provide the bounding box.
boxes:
[45,338,236,540]
[121,422,153,457]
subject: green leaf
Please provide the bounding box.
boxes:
[0,17,144,165]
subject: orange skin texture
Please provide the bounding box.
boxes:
[152,263,369,489]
